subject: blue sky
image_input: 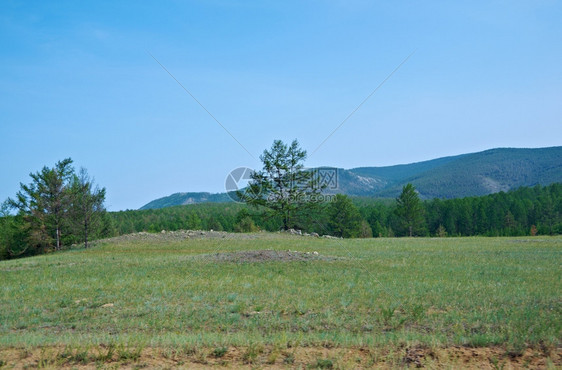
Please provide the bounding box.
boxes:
[1,1,561,211]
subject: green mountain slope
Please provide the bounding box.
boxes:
[140,192,232,210]
[139,146,562,209]
[368,147,562,199]
[350,153,467,183]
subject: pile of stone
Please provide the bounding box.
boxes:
[285,229,340,238]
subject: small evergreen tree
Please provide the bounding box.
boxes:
[239,139,323,230]
[0,201,29,259]
[69,168,106,248]
[395,183,425,237]
[233,209,258,232]
[436,224,447,237]
[327,194,364,238]
[359,220,373,238]
[187,213,202,230]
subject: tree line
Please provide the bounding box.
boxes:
[359,182,562,237]
[107,134,561,239]
[235,139,562,237]
[103,182,561,239]
[1,145,561,261]
[0,158,108,259]
[98,182,561,238]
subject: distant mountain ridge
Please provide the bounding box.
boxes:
[140,146,562,210]
[140,192,232,210]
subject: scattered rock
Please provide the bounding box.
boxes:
[403,346,435,368]
[206,250,341,263]
[93,229,339,247]
[95,230,263,245]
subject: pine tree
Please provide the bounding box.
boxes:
[9,158,74,250]
[395,183,425,237]
[240,139,323,230]
[187,213,202,230]
[69,168,106,248]
[6,159,107,254]
[327,194,364,238]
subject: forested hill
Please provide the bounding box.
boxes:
[140,146,562,209]
[344,146,562,199]
[140,192,232,210]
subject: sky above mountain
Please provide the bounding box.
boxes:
[1,1,561,211]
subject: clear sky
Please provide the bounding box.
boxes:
[1,1,561,211]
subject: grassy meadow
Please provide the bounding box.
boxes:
[0,233,560,367]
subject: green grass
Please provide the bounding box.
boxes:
[1,234,560,354]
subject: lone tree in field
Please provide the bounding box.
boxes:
[240,139,322,230]
[395,183,425,237]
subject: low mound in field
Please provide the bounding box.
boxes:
[208,249,340,263]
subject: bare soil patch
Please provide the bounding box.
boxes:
[0,345,559,369]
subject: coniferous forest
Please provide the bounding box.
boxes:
[107,183,562,239]
[1,158,561,261]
